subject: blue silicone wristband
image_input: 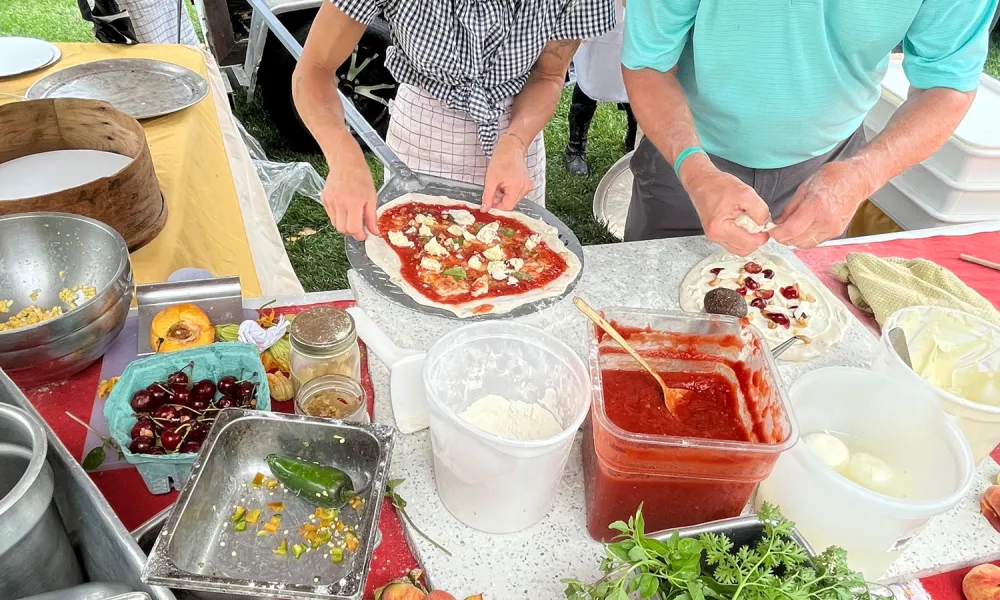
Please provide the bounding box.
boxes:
[673,146,707,177]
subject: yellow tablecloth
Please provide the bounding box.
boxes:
[0,43,303,297]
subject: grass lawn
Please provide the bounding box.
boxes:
[3,2,999,292]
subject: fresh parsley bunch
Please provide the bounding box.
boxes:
[564,503,873,600]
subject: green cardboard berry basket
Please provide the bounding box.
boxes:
[104,343,271,494]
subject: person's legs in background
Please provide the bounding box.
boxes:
[563,84,598,176]
[621,103,638,151]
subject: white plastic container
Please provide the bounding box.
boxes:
[756,367,974,580]
[891,158,1000,220]
[872,306,1000,463]
[867,58,1000,187]
[423,322,590,534]
[868,176,1000,230]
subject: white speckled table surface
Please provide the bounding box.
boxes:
[348,237,1000,598]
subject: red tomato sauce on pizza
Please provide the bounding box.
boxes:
[375,202,569,306]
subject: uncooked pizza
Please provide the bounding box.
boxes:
[365,194,582,317]
[679,251,850,361]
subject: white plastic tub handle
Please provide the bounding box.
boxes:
[346,306,410,367]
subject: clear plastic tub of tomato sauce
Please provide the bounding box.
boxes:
[582,308,798,540]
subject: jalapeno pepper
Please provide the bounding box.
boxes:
[265,454,356,508]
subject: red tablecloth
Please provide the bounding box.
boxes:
[794,231,1000,333]
[15,300,419,597]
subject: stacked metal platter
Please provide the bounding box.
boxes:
[592,151,634,241]
[26,58,209,120]
[0,213,133,385]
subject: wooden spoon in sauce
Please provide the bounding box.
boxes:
[573,297,688,416]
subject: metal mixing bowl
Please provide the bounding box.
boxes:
[0,213,133,383]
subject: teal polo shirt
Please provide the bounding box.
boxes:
[622,0,998,169]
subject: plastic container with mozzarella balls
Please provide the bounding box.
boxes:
[756,367,974,580]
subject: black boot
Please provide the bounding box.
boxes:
[563,85,597,176]
[623,104,638,151]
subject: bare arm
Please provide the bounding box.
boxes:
[292,3,367,169]
[505,39,581,149]
[622,66,770,254]
[770,86,975,248]
[621,66,710,186]
[482,39,581,210]
[852,86,974,186]
[292,2,379,239]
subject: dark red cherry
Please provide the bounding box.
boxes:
[130,390,153,413]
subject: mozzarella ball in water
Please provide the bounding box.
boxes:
[846,452,895,491]
[803,432,850,471]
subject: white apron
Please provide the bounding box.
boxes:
[385,84,546,206]
[573,0,627,104]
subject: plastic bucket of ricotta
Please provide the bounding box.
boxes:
[423,322,590,534]
[871,306,1000,463]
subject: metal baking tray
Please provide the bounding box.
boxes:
[143,409,395,600]
[136,276,244,356]
[345,194,586,321]
[26,58,209,120]
[0,370,176,600]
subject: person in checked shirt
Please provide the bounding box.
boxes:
[293,0,617,241]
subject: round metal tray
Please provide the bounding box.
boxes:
[346,198,586,320]
[592,150,634,241]
[26,58,208,120]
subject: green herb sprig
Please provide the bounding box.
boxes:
[564,503,872,600]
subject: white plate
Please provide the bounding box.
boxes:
[0,149,132,200]
[0,37,59,78]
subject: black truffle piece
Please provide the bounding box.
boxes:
[703,287,747,318]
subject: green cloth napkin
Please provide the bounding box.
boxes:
[831,252,1000,327]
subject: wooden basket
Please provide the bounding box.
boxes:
[0,98,166,250]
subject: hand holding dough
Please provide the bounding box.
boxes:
[735,212,776,234]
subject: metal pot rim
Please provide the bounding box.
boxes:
[0,403,49,517]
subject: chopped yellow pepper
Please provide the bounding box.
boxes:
[344,532,359,552]
[273,539,288,556]
[314,507,339,520]
[267,502,285,511]
[263,515,282,534]
[245,509,262,525]
[251,473,265,488]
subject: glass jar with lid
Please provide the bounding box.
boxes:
[289,307,361,391]
[294,374,370,424]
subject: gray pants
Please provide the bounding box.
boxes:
[623,128,867,241]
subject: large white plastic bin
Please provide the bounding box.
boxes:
[866,59,1000,189]
[423,322,590,534]
[869,177,1000,231]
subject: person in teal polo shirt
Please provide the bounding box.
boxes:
[621,0,998,255]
